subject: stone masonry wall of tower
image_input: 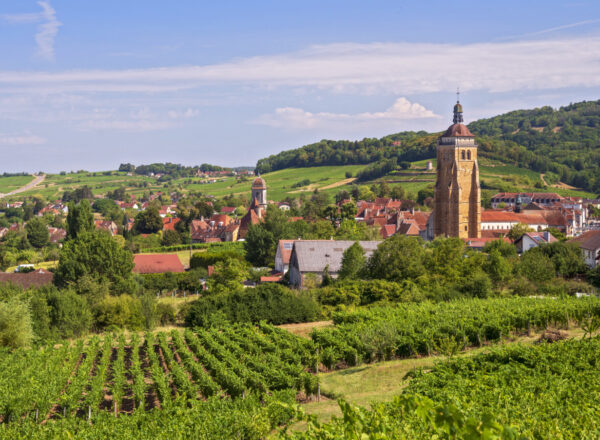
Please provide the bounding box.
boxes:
[433,100,481,239]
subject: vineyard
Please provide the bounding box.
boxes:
[0,324,316,426]
[310,296,600,368]
[288,337,600,439]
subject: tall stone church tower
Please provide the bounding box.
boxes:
[251,176,268,217]
[433,99,481,239]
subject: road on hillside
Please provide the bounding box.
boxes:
[0,174,46,199]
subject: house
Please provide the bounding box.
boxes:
[289,240,381,287]
[481,210,569,234]
[464,236,512,251]
[117,201,139,210]
[95,220,118,236]
[514,231,557,253]
[275,240,294,273]
[0,269,54,289]
[220,206,237,215]
[490,192,564,209]
[0,227,7,238]
[133,254,185,274]
[569,230,600,268]
[158,206,176,218]
[190,216,237,243]
[47,227,67,244]
[162,217,180,231]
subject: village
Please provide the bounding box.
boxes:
[2,102,600,291]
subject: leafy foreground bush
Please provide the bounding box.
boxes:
[0,394,295,440]
[284,395,519,440]
[286,337,600,439]
[186,284,321,327]
[406,337,600,439]
[311,296,600,367]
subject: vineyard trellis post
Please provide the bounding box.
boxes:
[315,348,320,402]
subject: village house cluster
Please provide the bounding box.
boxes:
[2,101,600,288]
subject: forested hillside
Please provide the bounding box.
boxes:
[256,99,600,193]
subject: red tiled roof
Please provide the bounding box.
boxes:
[443,123,474,137]
[481,210,564,226]
[209,214,232,225]
[397,220,421,236]
[569,230,600,251]
[0,269,54,289]
[278,240,294,264]
[381,224,397,239]
[252,177,267,189]
[133,254,185,274]
[464,237,511,248]
[162,217,180,231]
[491,192,563,201]
[260,275,283,283]
[221,207,236,214]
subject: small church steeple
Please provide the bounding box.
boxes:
[453,88,463,124]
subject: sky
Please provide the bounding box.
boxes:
[1,0,599,173]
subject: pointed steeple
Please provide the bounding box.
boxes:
[453,89,463,124]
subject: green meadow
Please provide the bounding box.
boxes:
[0,175,37,194]
[0,158,594,203]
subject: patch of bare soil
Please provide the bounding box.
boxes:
[536,328,568,344]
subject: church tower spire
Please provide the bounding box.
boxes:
[453,89,464,124]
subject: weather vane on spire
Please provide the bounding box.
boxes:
[456,86,460,103]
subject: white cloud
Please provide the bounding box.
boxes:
[79,120,174,132]
[168,108,200,119]
[0,134,46,145]
[2,1,61,61]
[2,12,44,23]
[255,97,439,129]
[35,1,62,61]
[78,107,176,132]
[0,36,599,93]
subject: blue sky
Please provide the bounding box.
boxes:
[1,0,599,173]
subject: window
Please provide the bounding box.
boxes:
[461,150,466,160]
[467,150,471,160]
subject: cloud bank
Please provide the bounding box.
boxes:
[2,1,61,61]
[0,134,46,145]
[255,97,439,130]
[0,36,599,94]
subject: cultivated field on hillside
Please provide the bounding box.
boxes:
[0,175,36,194]
[0,324,315,423]
[2,158,595,203]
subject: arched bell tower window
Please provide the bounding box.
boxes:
[461,150,466,160]
[467,150,471,160]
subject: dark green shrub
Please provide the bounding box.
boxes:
[185,283,320,327]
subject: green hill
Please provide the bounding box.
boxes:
[2,99,599,203]
[256,99,600,194]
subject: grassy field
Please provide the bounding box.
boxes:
[299,327,588,425]
[1,157,595,203]
[9,171,159,200]
[4,260,58,273]
[174,165,368,201]
[0,175,36,194]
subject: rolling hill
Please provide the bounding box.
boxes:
[255,99,600,195]
[1,99,599,204]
